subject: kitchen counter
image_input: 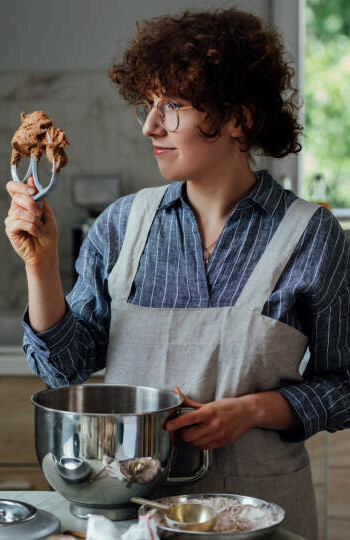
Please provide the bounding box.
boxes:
[1,491,307,538]
[0,347,33,375]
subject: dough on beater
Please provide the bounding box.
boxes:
[11,111,69,172]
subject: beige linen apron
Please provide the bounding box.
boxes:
[105,185,319,539]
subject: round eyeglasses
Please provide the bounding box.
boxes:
[134,100,194,132]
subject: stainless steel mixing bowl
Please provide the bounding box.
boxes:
[31,384,209,520]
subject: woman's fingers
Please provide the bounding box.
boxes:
[6,179,55,229]
[6,178,36,197]
[27,175,37,190]
[11,193,42,217]
[191,437,222,450]
[7,187,43,222]
[179,423,211,443]
[5,177,58,265]
[8,206,43,228]
[6,177,39,213]
[180,419,234,449]
[5,215,42,238]
[166,408,203,431]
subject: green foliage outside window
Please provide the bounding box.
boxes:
[304,0,350,206]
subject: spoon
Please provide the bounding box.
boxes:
[131,496,216,532]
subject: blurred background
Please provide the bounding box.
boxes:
[0,1,349,538]
[304,0,350,208]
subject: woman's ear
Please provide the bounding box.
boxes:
[230,118,244,138]
[229,106,253,138]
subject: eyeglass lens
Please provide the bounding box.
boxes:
[135,101,178,131]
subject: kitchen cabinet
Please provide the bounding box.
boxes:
[0,376,49,490]
[0,466,49,490]
[306,431,350,540]
[0,375,103,491]
[306,433,327,540]
[328,431,350,540]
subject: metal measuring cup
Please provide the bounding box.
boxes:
[131,496,216,532]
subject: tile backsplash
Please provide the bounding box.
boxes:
[0,71,164,315]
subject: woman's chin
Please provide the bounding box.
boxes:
[158,168,186,183]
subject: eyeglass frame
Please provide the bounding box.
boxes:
[134,99,194,132]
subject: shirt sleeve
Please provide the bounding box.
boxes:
[277,207,350,441]
[22,195,134,386]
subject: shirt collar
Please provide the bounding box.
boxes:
[158,181,186,210]
[158,170,287,217]
[238,169,287,216]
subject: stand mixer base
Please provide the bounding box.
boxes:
[69,501,137,521]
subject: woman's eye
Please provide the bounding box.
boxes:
[165,101,178,110]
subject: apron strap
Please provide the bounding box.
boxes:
[108,185,169,300]
[235,198,320,311]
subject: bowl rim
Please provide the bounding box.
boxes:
[31,383,184,416]
[140,493,286,537]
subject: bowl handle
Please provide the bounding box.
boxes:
[165,407,212,484]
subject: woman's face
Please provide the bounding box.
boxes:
[142,95,237,183]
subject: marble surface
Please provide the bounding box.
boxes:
[1,491,306,539]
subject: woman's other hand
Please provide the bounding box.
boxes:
[5,176,58,268]
[166,386,302,450]
[166,387,256,450]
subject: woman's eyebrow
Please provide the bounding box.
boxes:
[145,95,188,106]
[163,96,188,106]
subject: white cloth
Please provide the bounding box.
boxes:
[86,515,121,540]
[86,513,159,540]
[121,513,159,540]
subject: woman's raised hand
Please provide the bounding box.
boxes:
[5,176,58,268]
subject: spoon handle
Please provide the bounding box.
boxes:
[131,497,169,511]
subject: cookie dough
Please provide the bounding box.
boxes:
[11,111,69,173]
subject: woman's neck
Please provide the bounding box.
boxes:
[183,154,256,251]
[185,163,256,225]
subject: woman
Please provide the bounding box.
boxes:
[5,8,350,539]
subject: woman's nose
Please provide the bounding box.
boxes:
[142,108,167,137]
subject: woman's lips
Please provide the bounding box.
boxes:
[153,146,176,156]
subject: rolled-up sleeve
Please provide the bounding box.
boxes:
[22,195,134,387]
[23,240,110,386]
[277,209,350,441]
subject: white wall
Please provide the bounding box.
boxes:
[0,0,269,71]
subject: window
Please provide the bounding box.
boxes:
[304,0,350,210]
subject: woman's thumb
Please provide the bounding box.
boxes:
[27,176,38,192]
[173,386,203,409]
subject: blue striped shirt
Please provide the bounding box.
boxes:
[23,170,350,441]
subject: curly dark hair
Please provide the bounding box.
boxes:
[109,8,302,157]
